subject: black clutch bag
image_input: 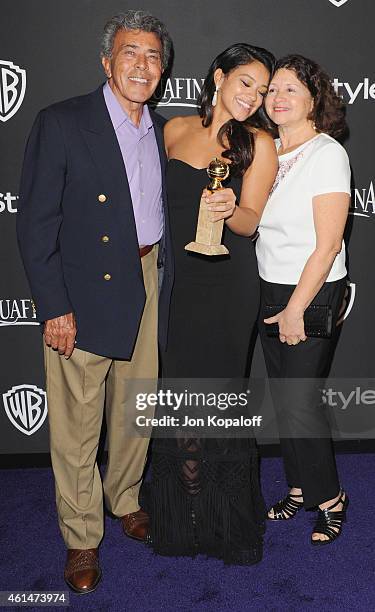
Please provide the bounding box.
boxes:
[264,304,333,338]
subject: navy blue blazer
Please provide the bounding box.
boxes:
[17,85,173,359]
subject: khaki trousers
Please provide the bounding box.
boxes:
[44,247,158,549]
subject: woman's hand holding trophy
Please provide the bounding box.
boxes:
[185,158,236,256]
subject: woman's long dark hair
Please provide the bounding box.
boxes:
[198,43,275,176]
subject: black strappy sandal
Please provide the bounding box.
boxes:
[311,490,349,546]
[268,493,304,520]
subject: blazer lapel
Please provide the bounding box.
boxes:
[79,86,140,258]
[149,109,169,258]
[79,87,169,272]
[150,110,167,176]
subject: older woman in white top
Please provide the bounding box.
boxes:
[257,55,351,546]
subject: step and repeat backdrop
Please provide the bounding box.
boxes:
[0,0,373,454]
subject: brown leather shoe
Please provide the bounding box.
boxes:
[121,509,150,541]
[64,548,101,594]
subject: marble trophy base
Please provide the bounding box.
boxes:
[184,194,229,256]
[185,241,229,256]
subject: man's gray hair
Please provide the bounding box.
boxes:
[100,10,172,70]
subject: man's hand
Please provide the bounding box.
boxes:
[44,312,77,358]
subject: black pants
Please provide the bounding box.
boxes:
[259,277,347,509]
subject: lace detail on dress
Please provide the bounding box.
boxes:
[147,438,266,565]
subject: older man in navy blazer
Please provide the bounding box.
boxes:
[17,11,173,594]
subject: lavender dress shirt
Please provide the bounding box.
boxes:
[103,82,163,246]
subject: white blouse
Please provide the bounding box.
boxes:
[256,133,351,284]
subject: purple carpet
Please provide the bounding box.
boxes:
[0,454,373,612]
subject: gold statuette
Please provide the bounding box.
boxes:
[185,157,230,256]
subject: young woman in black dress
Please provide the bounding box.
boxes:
[149,44,278,564]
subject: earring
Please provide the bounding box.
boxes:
[312,122,317,131]
[212,86,218,107]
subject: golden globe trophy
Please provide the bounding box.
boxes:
[185,157,230,256]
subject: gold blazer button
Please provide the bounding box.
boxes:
[98,194,107,203]
[104,273,111,281]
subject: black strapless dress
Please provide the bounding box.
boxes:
[149,159,266,565]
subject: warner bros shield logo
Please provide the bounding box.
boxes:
[0,60,26,122]
[328,0,349,7]
[3,385,48,436]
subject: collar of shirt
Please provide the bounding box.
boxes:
[103,81,153,140]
